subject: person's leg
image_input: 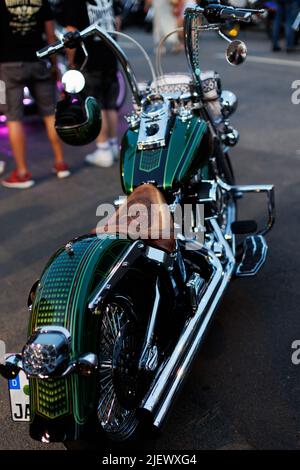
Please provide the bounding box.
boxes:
[285,2,298,50]
[43,114,64,164]
[273,2,284,50]
[86,110,115,168]
[85,70,119,167]
[106,110,119,159]
[31,62,70,177]
[43,114,70,178]
[7,121,27,174]
[1,63,27,173]
[105,110,118,140]
[1,63,35,188]
[96,110,110,144]
[97,109,119,161]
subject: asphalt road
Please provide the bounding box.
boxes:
[1,27,300,451]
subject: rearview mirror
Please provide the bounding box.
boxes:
[226,40,247,66]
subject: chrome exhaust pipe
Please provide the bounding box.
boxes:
[140,220,236,428]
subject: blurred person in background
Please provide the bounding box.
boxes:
[272,0,299,52]
[146,0,184,53]
[0,0,70,190]
[63,0,123,168]
[172,0,197,51]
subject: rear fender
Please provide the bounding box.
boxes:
[28,235,135,442]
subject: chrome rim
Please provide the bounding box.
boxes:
[97,299,137,437]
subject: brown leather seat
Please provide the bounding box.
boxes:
[97,184,175,254]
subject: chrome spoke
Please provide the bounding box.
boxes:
[106,393,116,424]
[99,371,112,382]
[106,310,118,339]
[98,298,137,436]
[100,387,115,420]
[100,360,113,369]
[98,384,114,411]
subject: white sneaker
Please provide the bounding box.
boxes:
[111,143,119,162]
[85,147,114,168]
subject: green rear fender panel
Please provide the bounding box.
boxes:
[121,116,208,195]
[28,235,132,441]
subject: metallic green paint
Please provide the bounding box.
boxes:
[121,116,208,195]
[28,236,132,432]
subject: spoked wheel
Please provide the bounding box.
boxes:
[97,295,149,442]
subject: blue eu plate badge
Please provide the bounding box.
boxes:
[8,371,30,422]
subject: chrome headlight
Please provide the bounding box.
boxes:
[22,327,71,378]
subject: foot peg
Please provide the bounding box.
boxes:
[236,235,268,277]
[231,220,258,235]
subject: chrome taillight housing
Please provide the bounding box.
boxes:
[22,327,71,378]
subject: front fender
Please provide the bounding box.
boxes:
[28,235,133,442]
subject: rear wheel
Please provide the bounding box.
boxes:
[97,294,147,442]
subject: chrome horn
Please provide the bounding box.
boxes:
[220,90,238,118]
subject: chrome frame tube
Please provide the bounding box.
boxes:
[139,280,161,370]
[217,177,275,236]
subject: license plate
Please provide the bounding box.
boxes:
[8,371,30,422]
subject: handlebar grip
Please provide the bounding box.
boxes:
[36,31,83,59]
[203,4,263,23]
[220,7,252,22]
[36,40,64,59]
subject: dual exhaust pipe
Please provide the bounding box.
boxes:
[139,219,236,429]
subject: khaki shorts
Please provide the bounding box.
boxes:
[0,61,56,121]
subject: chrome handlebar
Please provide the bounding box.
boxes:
[36,4,265,106]
[37,24,143,107]
[37,39,65,58]
[185,4,264,23]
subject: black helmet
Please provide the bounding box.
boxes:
[55,74,101,146]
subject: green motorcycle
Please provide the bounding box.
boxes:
[0,3,275,446]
